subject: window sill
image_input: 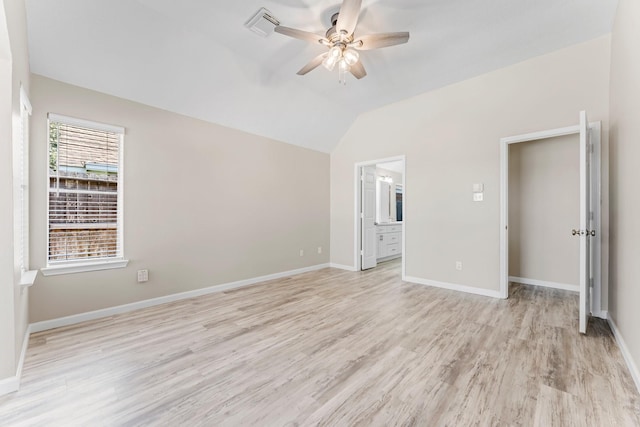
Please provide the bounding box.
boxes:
[41,259,129,276]
[20,270,38,287]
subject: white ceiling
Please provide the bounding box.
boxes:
[25,0,618,153]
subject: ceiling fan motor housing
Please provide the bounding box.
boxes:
[325,13,354,45]
[330,12,340,26]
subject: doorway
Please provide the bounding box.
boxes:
[355,156,406,277]
[508,134,581,293]
[500,114,602,334]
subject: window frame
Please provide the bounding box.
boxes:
[41,113,128,276]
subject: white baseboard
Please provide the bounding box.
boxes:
[0,375,18,396]
[509,276,579,293]
[403,276,503,299]
[329,263,357,272]
[31,263,330,333]
[0,325,32,396]
[607,314,640,394]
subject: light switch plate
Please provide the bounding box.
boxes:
[473,193,484,202]
[472,183,484,192]
[137,269,149,282]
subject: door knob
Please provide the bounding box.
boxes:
[572,229,596,236]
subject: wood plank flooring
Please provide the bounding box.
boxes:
[1,260,639,426]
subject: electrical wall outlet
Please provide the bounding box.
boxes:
[137,269,149,282]
[317,246,322,254]
[299,249,304,257]
[455,261,463,271]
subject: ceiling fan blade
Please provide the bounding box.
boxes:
[274,26,327,44]
[355,32,410,50]
[349,61,367,79]
[336,0,362,35]
[297,53,328,75]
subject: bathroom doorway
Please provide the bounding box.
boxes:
[355,156,406,276]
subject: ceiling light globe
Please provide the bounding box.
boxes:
[343,48,359,66]
[322,55,337,71]
[329,46,342,59]
[338,59,351,72]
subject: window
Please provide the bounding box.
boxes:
[43,114,127,275]
[18,86,35,285]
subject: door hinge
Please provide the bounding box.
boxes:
[360,250,363,255]
[360,174,364,181]
[360,212,364,219]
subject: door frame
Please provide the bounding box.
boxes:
[499,122,603,318]
[354,155,406,278]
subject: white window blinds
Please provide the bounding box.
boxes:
[19,87,32,272]
[47,114,124,264]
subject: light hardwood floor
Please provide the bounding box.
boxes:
[1,260,639,426]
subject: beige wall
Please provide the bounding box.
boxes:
[29,75,329,322]
[609,0,640,386]
[509,135,579,286]
[331,36,610,295]
[0,0,30,383]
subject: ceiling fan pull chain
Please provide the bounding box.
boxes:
[339,67,347,85]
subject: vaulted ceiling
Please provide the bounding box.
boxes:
[25,0,618,152]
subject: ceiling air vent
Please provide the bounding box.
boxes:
[245,7,280,37]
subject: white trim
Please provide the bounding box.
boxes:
[404,276,502,299]
[590,122,604,315]
[47,113,125,135]
[41,259,129,276]
[31,263,330,333]
[509,276,579,292]
[0,376,18,396]
[500,137,509,299]
[329,263,357,271]
[20,269,38,287]
[118,133,125,264]
[0,325,31,396]
[499,120,603,307]
[500,125,580,145]
[607,314,640,394]
[20,84,32,114]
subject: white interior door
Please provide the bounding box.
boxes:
[362,166,377,270]
[579,111,591,334]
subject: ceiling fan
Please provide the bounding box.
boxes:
[274,0,409,83]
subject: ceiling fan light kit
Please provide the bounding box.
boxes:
[272,0,409,84]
